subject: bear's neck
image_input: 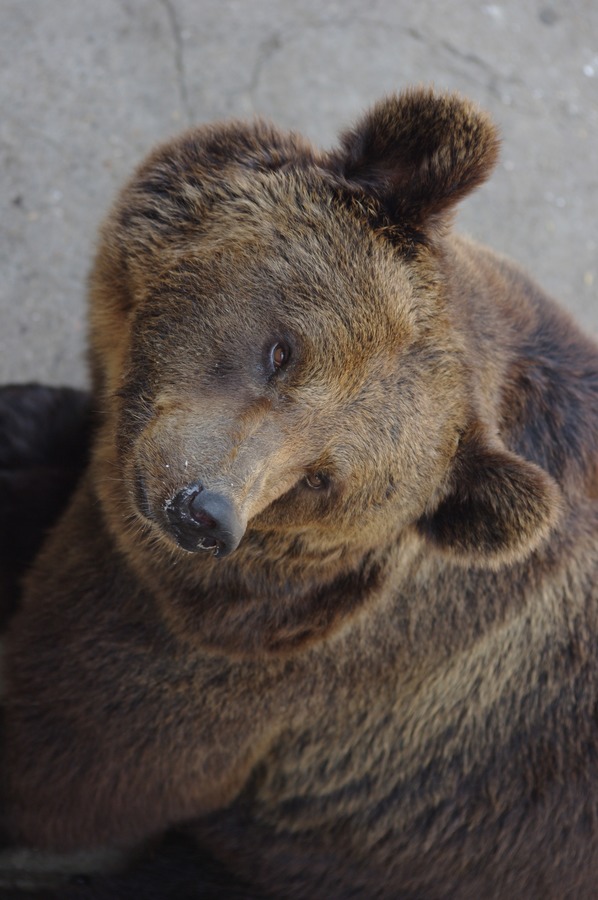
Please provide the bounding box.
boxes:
[142,526,397,657]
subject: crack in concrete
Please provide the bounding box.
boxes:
[247,32,284,106]
[158,0,191,124]
[440,40,498,76]
[439,38,524,88]
[313,15,523,94]
[242,15,541,121]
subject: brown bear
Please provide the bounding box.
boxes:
[2,87,598,898]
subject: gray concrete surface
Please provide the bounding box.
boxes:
[1,0,597,388]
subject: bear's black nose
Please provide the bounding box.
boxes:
[165,483,244,557]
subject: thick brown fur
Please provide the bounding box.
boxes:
[2,88,598,897]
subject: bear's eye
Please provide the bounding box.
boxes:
[304,471,329,491]
[269,340,291,373]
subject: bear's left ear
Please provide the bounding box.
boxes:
[417,424,562,568]
[328,88,500,231]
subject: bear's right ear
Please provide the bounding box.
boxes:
[417,423,562,568]
[328,88,500,232]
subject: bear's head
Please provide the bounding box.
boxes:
[88,89,561,654]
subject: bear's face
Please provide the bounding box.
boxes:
[112,171,468,564]
[89,90,561,653]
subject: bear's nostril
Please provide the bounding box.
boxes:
[165,482,245,557]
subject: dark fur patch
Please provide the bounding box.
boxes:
[0,385,92,626]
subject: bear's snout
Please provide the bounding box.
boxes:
[164,482,245,557]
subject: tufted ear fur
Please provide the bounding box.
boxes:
[417,424,562,568]
[329,88,500,231]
